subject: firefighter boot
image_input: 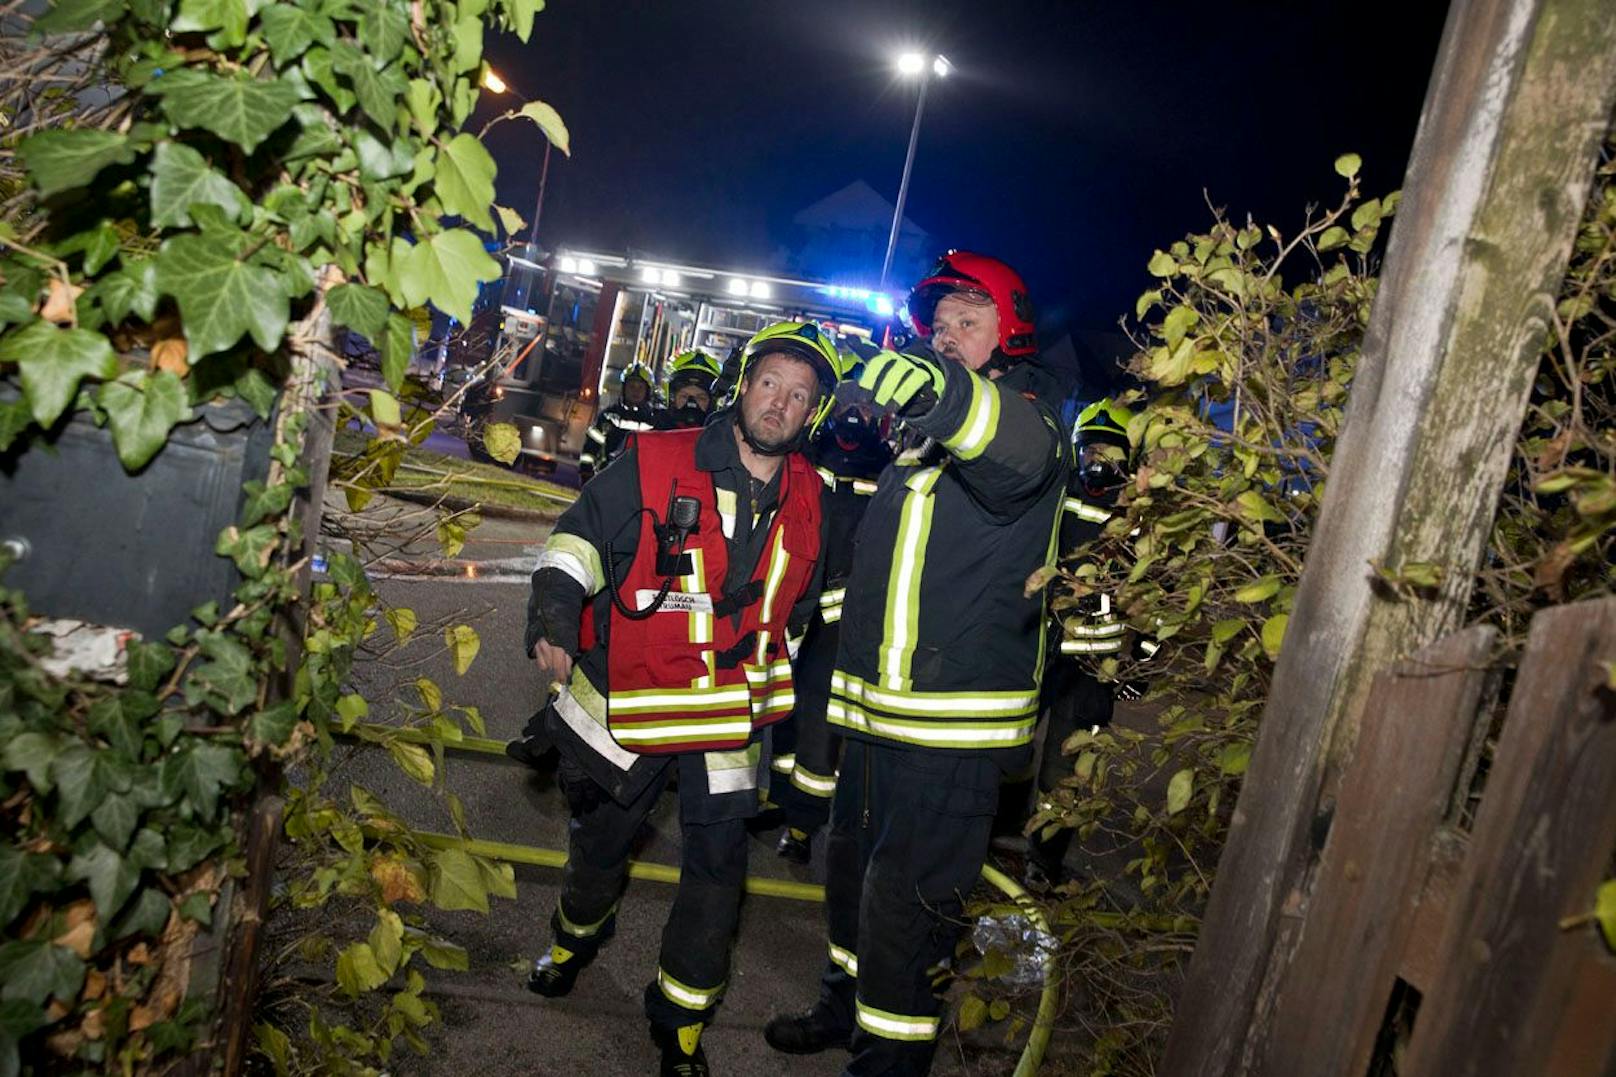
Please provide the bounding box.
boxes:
[775,827,811,865]
[526,912,616,998]
[655,1022,710,1077]
[763,1005,852,1055]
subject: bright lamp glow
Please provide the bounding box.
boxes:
[662,270,681,287]
[640,267,662,284]
[932,55,951,78]
[872,295,895,317]
[749,281,771,299]
[728,278,750,295]
[897,52,925,76]
[559,256,578,273]
[577,258,597,275]
[482,69,508,94]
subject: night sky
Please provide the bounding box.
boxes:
[480,1,1453,339]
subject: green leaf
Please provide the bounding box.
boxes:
[1234,490,1286,525]
[149,142,249,229]
[0,397,31,452]
[385,607,417,642]
[414,677,441,712]
[444,624,480,675]
[957,993,987,1032]
[178,891,213,926]
[164,824,219,873]
[1317,226,1349,252]
[184,633,258,715]
[1166,767,1194,815]
[504,0,542,41]
[450,13,483,73]
[1595,880,1616,953]
[214,523,279,578]
[150,68,301,154]
[234,367,279,418]
[1216,741,1251,776]
[57,220,121,276]
[17,129,136,198]
[405,78,442,135]
[156,232,289,358]
[335,941,390,996]
[162,741,243,819]
[327,283,390,339]
[415,933,468,970]
[483,422,520,465]
[51,745,111,829]
[65,840,142,920]
[428,847,488,913]
[90,260,159,325]
[99,370,192,471]
[0,939,84,1006]
[113,886,171,939]
[331,43,407,128]
[357,0,409,64]
[354,127,415,181]
[368,908,404,974]
[0,320,118,427]
[494,205,526,236]
[434,133,496,231]
[379,312,414,392]
[0,847,62,929]
[389,740,434,785]
[1146,249,1177,278]
[240,478,295,528]
[87,770,139,837]
[1260,613,1289,660]
[369,388,401,428]
[1160,305,1199,349]
[1134,289,1161,319]
[1334,152,1362,179]
[260,4,335,65]
[396,229,500,325]
[126,639,176,692]
[517,99,570,156]
[249,700,299,747]
[4,732,62,793]
[171,0,247,44]
[33,0,126,33]
[1233,576,1281,603]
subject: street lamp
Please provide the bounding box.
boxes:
[482,66,550,251]
[879,51,950,289]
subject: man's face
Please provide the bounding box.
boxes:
[672,384,711,413]
[623,377,649,406]
[929,292,1001,371]
[738,353,818,451]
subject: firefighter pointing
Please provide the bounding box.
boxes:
[522,322,844,1076]
[765,252,1070,1076]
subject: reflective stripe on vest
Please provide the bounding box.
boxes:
[878,467,941,689]
[1063,497,1112,524]
[1061,638,1124,655]
[828,672,1038,749]
[815,467,881,496]
[937,370,1001,461]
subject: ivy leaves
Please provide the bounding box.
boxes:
[100,371,192,470]
[156,233,289,358]
[16,130,137,198]
[396,230,500,325]
[149,142,250,228]
[0,320,117,426]
[433,134,497,231]
[149,68,301,154]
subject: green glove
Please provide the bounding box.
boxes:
[856,349,946,414]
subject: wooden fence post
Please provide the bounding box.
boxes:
[1161,1,1616,1073]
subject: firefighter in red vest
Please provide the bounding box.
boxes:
[522,321,845,1077]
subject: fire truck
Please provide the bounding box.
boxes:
[474,246,903,474]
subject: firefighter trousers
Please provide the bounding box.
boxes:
[773,617,843,832]
[547,748,754,1032]
[817,738,1002,1076]
[1029,661,1115,874]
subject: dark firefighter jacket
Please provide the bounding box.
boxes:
[580,401,659,474]
[525,410,826,802]
[829,355,1070,762]
[807,423,892,627]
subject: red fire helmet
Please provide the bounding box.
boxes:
[906,250,1037,357]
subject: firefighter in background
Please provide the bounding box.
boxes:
[661,348,723,430]
[522,322,844,1077]
[1025,398,1149,891]
[770,385,894,864]
[579,361,659,481]
[765,252,1069,1076]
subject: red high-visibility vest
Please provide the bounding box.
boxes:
[596,428,822,755]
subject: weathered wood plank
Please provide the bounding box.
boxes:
[1160,1,1616,1070]
[1402,597,1616,1077]
[1397,825,1469,994]
[1254,627,1496,1077]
